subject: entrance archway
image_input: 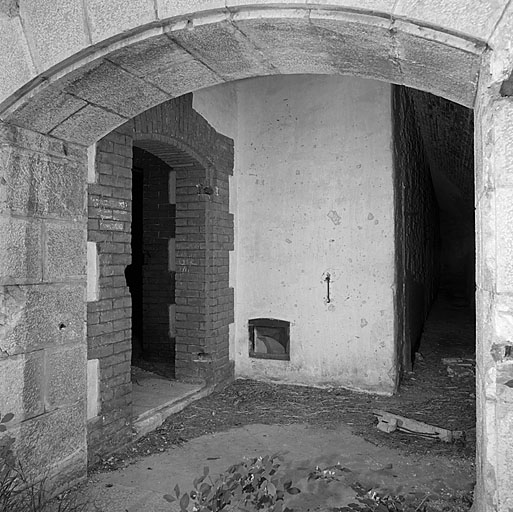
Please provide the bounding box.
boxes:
[0,4,512,510]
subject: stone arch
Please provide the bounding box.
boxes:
[0,4,490,144]
[1,2,513,510]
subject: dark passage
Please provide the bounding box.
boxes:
[394,85,475,393]
[129,147,176,377]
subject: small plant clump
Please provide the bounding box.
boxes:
[165,453,301,512]
[0,412,87,512]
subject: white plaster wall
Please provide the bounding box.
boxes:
[234,75,395,393]
[193,83,238,139]
[194,75,396,393]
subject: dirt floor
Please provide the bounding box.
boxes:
[90,295,476,510]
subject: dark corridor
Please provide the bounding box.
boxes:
[394,85,476,392]
[129,147,176,376]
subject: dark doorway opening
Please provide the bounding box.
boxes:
[394,85,476,452]
[130,147,176,379]
[129,166,144,361]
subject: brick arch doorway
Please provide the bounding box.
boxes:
[129,139,212,379]
[131,98,235,384]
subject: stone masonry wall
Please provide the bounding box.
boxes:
[393,86,440,370]
[87,94,234,462]
[0,122,88,487]
[87,123,133,463]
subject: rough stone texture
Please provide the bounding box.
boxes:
[308,14,400,82]
[156,0,226,19]
[2,86,87,135]
[107,35,222,97]
[45,222,87,280]
[0,0,19,17]
[474,71,513,509]
[489,4,513,85]
[170,21,275,81]
[234,15,391,78]
[0,16,35,101]
[0,352,44,421]
[45,345,87,409]
[495,188,513,294]
[394,0,508,43]
[0,216,42,283]
[13,399,86,482]
[491,100,513,189]
[395,24,481,107]
[0,122,89,491]
[19,0,88,72]
[63,60,169,120]
[50,104,127,146]
[0,283,85,356]
[86,0,156,43]
[0,144,86,219]
[0,5,493,140]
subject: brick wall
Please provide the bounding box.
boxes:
[393,86,440,370]
[87,124,133,462]
[134,95,234,384]
[87,94,234,462]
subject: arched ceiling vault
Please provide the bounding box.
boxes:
[0,2,510,146]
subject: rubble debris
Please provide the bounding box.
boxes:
[442,358,475,378]
[373,410,465,443]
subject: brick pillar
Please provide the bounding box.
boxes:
[87,123,133,461]
[175,164,209,380]
[474,58,513,510]
[0,121,87,487]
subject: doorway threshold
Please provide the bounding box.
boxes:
[132,371,214,439]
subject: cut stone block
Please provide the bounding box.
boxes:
[0,145,86,219]
[45,221,87,280]
[86,0,156,44]
[107,35,222,97]
[13,400,86,482]
[0,216,42,283]
[19,0,88,72]
[63,60,169,120]
[45,345,87,410]
[0,352,44,422]
[0,283,86,355]
[87,358,100,420]
[0,17,36,106]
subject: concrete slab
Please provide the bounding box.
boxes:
[131,368,212,439]
[83,423,474,511]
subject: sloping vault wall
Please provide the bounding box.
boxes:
[0,2,513,510]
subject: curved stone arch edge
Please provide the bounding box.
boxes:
[133,133,215,173]
[0,5,489,128]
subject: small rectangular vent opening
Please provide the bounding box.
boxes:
[249,318,290,360]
